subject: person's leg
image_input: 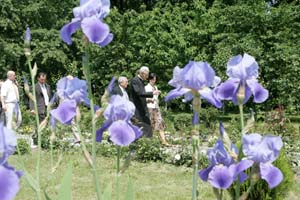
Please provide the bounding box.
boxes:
[158,130,169,146]
[15,105,22,129]
[71,118,81,143]
[5,103,14,129]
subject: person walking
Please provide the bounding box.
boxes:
[129,66,160,137]
[0,71,22,130]
[145,73,169,146]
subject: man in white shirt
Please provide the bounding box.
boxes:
[0,71,22,130]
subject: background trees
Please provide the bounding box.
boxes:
[1,0,299,113]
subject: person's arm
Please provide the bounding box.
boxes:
[0,95,6,112]
[0,84,7,112]
[131,79,153,98]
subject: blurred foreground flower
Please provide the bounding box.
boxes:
[50,76,90,125]
[96,95,142,146]
[60,0,113,47]
[0,122,22,200]
[216,53,268,105]
[165,61,222,108]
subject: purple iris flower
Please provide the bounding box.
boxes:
[0,123,22,200]
[96,95,142,146]
[50,76,90,125]
[0,122,17,164]
[0,163,22,200]
[24,27,31,42]
[165,61,222,108]
[216,53,268,105]
[242,133,283,188]
[199,140,253,189]
[60,0,113,47]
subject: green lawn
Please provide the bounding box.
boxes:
[9,151,300,200]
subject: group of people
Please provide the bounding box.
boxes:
[0,66,169,146]
[113,66,169,146]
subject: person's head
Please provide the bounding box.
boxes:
[118,76,128,89]
[66,75,74,80]
[139,66,149,81]
[37,72,47,84]
[148,73,157,85]
[7,71,16,81]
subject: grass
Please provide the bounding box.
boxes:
[10,150,300,200]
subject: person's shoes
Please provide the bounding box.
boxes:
[31,144,38,149]
[162,142,171,147]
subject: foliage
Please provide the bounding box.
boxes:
[16,139,31,155]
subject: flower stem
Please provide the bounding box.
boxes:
[191,95,201,200]
[82,43,101,200]
[26,59,42,200]
[116,146,121,200]
[235,104,245,200]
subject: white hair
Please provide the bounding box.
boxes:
[7,71,15,78]
[118,76,128,83]
[139,66,149,73]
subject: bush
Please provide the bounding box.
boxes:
[130,138,163,162]
[16,139,30,155]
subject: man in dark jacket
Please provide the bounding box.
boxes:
[129,66,160,137]
[112,76,129,100]
[30,72,52,122]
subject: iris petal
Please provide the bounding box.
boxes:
[199,165,213,181]
[227,53,258,80]
[129,123,143,139]
[0,165,20,200]
[260,163,283,189]
[81,17,109,44]
[97,33,113,47]
[50,100,77,125]
[246,79,269,103]
[0,122,17,157]
[181,61,215,90]
[168,66,183,88]
[199,88,222,108]
[165,88,190,101]
[216,79,239,101]
[109,121,136,146]
[208,165,234,189]
[60,19,81,45]
[96,120,112,142]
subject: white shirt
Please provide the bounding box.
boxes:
[39,83,49,106]
[1,79,19,103]
[145,83,158,109]
[119,85,129,101]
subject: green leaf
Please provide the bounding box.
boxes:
[44,190,52,200]
[124,177,134,200]
[102,182,112,200]
[23,170,39,192]
[58,164,73,200]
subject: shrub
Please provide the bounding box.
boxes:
[16,139,30,155]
